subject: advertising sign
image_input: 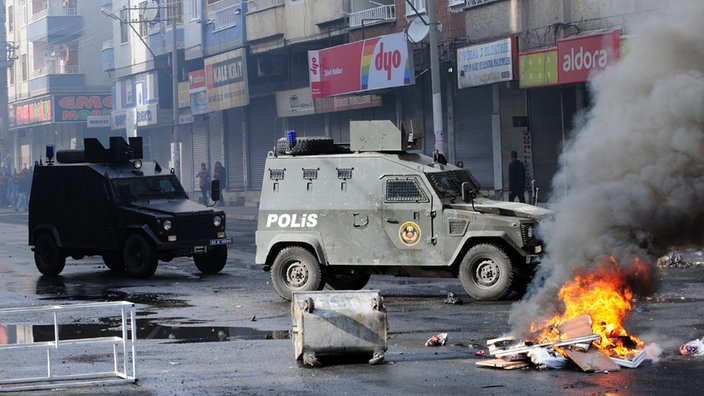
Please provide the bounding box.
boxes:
[204,48,249,111]
[457,37,516,89]
[9,97,53,128]
[518,48,558,88]
[557,30,620,84]
[308,32,414,98]
[55,94,112,123]
[189,69,208,115]
[276,87,315,117]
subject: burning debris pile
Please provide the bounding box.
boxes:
[480,258,649,371]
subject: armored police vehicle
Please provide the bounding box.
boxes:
[256,120,552,301]
[29,136,231,278]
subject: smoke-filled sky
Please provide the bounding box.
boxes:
[510,0,704,335]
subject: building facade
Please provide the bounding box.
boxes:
[5,0,112,173]
[4,0,673,205]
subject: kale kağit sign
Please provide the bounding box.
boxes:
[308,32,415,98]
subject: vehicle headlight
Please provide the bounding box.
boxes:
[162,219,173,231]
[213,215,223,227]
[526,225,534,239]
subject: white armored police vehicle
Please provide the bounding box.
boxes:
[256,121,551,301]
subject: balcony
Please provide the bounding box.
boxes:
[28,6,81,42]
[349,5,396,29]
[101,40,115,71]
[207,0,241,32]
[246,0,285,43]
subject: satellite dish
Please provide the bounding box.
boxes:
[407,16,429,43]
[140,0,159,22]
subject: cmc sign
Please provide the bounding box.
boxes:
[557,31,620,84]
[55,94,112,123]
[308,32,414,98]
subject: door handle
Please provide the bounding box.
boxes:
[385,217,398,224]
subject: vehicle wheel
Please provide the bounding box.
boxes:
[123,234,158,278]
[276,137,334,155]
[34,234,66,276]
[459,244,515,301]
[103,254,125,272]
[325,267,371,290]
[194,245,228,274]
[271,246,324,301]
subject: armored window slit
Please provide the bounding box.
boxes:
[337,168,353,180]
[385,178,428,202]
[303,168,318,180]
[269,168,285,181]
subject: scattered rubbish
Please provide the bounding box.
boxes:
[474,350,486,357]
[425,333,448,347]
[479,315,647,372]
[680,337,704,356]
[443,292,462,304]
[250,315,257,322]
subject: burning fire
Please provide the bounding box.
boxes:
[529,257,649,358]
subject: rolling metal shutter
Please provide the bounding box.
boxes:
[453,85,494,189]
[247,97,279,191]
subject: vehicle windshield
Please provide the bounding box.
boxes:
[111,175,186,201]
[426,170,480,198]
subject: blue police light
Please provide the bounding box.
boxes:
[46,144,54,162]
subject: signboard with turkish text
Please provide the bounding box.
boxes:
[276,88,315,117]
[55,94,112,123]
[314,94,382,114]
[204,48,249,112]
[308,32,414,98]
[9,96,53,128]
[556,30,620,84]
[189,69,209,115]
[457,37,516,89]
[518,48,558,88]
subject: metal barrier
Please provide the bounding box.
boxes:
[0,301,137,392]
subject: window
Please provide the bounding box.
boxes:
[385,178,428,203]
[189,0,201,20]
[21,54,27,81]
[139,1,149,37]
[166,0,182,26]
[449,0,465,6]
[406,0,426,16]
[120,8,129,44]
[7,5,13,31]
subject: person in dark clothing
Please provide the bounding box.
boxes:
[196,162,210,205]
[213,161,226,205]
[508,150,526,203]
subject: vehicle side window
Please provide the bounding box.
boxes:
[385,178,428,203]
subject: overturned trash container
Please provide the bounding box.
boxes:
[291,290,387,367]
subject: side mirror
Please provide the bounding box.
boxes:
[211,179,220,203]
[461,182,476,203]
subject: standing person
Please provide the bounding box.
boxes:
[212,161,226,205]
[508,150,526,203]
[196,162,210,205]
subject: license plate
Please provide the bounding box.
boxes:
[210,238,233,246]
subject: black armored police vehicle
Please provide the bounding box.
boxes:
[28,136,232,278]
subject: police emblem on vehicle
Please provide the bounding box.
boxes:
[399,221,421,246]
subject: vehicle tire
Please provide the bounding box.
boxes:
[34,233,66,276]
[123,234,158,278]
[270,246,324,301]
[325,267,371,290]
[194,245,228,274]
[103,254,125,272]
[276,137,334,155]
[459,243,515,301]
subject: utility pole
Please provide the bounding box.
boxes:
[0,1,9,162]
[170,0,180,179]
[427,0,444,154]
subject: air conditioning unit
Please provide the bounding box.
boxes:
[257,58,282,77]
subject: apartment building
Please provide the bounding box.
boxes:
[5,0,112,171]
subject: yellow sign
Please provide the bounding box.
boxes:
[519,49,558,88]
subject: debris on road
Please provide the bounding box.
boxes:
[680,337,704,356]
[443,292,462,304]
[425,333,448,347]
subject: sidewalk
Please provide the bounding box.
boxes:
[220,203,258,222]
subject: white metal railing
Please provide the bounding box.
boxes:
[0,301,137,392]
[349,5,396,29]
[31,63,81,78]
[31,6,80,22]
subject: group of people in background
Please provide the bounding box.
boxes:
[0,163,33,212]
[196,161,226,206]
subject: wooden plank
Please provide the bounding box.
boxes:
[475,358,530,370]
[611,350,647,368]
[562,347,620,372]
[557,315,594,339]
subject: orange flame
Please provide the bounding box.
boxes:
[530,257,647,358]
